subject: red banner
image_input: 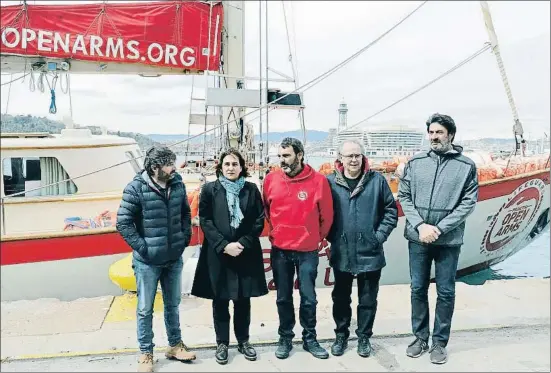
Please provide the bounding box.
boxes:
[0,1,223,72]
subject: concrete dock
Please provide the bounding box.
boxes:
[1,278,549,372]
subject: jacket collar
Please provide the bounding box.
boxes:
[140,170,181,198]
[427,144,463,158]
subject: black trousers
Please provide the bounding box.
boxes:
[331,268,382,339]
[212,298,251,346]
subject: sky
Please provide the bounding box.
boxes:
[1,1,549,141]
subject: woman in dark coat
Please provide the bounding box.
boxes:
[191,148,268,365]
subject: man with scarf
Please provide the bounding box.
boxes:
[116,146,195,372]
[398,113,478,364]
[263,137,334,360]
[326,139,398,358]
[192,148,268,365]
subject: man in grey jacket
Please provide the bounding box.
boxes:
[397,113,478,365]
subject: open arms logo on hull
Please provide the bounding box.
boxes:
[480,178,545,255]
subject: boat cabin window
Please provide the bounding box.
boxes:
[125,151,142,173]
[2,157,78,197]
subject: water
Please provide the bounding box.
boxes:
[459,228,550,285]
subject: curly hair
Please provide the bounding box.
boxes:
[143,146,176,176]
[426,113,456,142]
[215,148,250,178]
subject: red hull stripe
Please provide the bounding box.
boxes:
[1,171,548,266]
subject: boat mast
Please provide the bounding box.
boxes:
[479,1,525,155]
[221,1,247,152]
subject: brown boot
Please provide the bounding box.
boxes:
[165,341,196,361]
[137,353,154,372]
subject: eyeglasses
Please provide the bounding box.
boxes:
[341,154,362,160]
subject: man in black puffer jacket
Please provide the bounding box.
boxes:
[116,146,195,372]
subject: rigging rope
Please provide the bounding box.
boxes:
[201,1,214,173]
[67,73,73,120]
[44,72,59,114]
[264,0,270,167]
[37,71,45,92]
[59,72,69,94]
[281,0,305,146]
[282,1,298,86]
[3,69,71,114]
[4,74,13,114]
[1,0,428,199]
[289,1,299,83]
[28,69,35,91]
[0,73,29,86]
[344,43,492,132]
[258,0,263,168]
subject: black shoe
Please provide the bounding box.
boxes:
[238,341,257,361]
[215,343,228,365]
[331,334,348,356]
[275,338,293,359]
[303,340,329,359]
[406,338,429,358]
[429,344,448,364]
[357,336,372,358]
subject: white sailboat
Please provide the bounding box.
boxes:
[0,1,548,301]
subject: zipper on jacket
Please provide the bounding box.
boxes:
[165,187,172,251]
[426,157,442,223]
[147,180,173,252]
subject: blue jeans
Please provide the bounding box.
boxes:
[132,257,183,353]
[270,247,319,343]
[408,242,461,347]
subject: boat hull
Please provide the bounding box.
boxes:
[1,171,549,301]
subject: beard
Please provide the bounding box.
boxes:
[430,139,452,153]
[157,169,174,182]
[281,158,301,176]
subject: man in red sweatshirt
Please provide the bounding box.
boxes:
[263,137,334,360]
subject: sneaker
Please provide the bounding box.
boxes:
[165,341,196,361]
[406,338,429,358]
[429,344,448,364]
[137,353,154,373]
[215,343,229,365]
[357,336,372,358]
[238,341,257,361]
[275,338,293,359]
[331,334,348,356]
[303,340,329,359]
